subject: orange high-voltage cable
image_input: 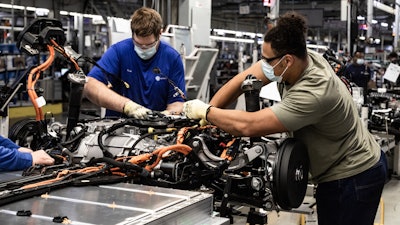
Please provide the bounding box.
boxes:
[26,45,55,121]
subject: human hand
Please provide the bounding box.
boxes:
[31,150,55,166]
[183,99,211,121]
[123,101,151,119]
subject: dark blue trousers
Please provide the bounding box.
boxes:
[315,151,387,225]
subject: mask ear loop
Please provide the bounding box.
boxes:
[274,56,288,83]
[276,65,289,83]
[272,56,286,69]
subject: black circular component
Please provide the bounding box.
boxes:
[9,118,40,150]
[272,138,309,210]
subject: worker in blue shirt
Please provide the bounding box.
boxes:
[0,136,54,171]
[84,7,186,118]
[344,51,372,87]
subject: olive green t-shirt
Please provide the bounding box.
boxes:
[271,50,380,183]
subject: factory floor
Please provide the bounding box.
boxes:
[5,101,400,225]
[230,177,400,225]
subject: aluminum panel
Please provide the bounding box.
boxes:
[0,182,224,225]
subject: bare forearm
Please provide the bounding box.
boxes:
[210,79,243,108]
[210,61,268,108]
[207,107,287,137]
[83,77,130,112]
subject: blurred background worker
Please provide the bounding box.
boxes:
[343,51,373,87]
[343,51,373,102]
[387,51,399,64]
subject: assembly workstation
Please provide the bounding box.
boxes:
[0,1,400,225]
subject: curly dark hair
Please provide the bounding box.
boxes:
[264,11,308,59]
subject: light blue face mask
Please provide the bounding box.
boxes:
[134,43,158,60]
[356,58,365,65]
[261,56,288,83]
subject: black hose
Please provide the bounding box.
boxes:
[88,157,149,177]
[97,120,130,157]
[61,128,85,146]
[129,130,175,155]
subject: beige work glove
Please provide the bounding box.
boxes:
[160,110,171,116]
[123,101,151,119]
[183,99,211,123]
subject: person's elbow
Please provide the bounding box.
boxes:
[83,77,95,95]
[233,121,257,137]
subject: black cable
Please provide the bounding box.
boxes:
[153,67,186,100]
[88,157,149,177]
[128,130,176,155]
[97,120,131,157]
[82,56,130,89]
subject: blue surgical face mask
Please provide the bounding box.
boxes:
[261,56,288,83]
[134,43,158,60]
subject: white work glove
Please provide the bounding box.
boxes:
[183,99,211,122]
[123,101,151,119]
[160,110,171,116]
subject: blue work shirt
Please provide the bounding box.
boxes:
[0,136,32,171]
[88,39,186,117]
[343,63,372,88]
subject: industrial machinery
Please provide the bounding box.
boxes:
[0,19,310,224]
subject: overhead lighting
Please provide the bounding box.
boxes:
[357,15,365,20]
[35,8,49,16]
[26,7,37,11]
[0,3,25,10]
[0,4,105,24]
[210,35,263,44]
[213,29,238,35]
[216,30,224,35]
[213,29,262,39]
[243,32,256,38]
[58,10,106,24]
